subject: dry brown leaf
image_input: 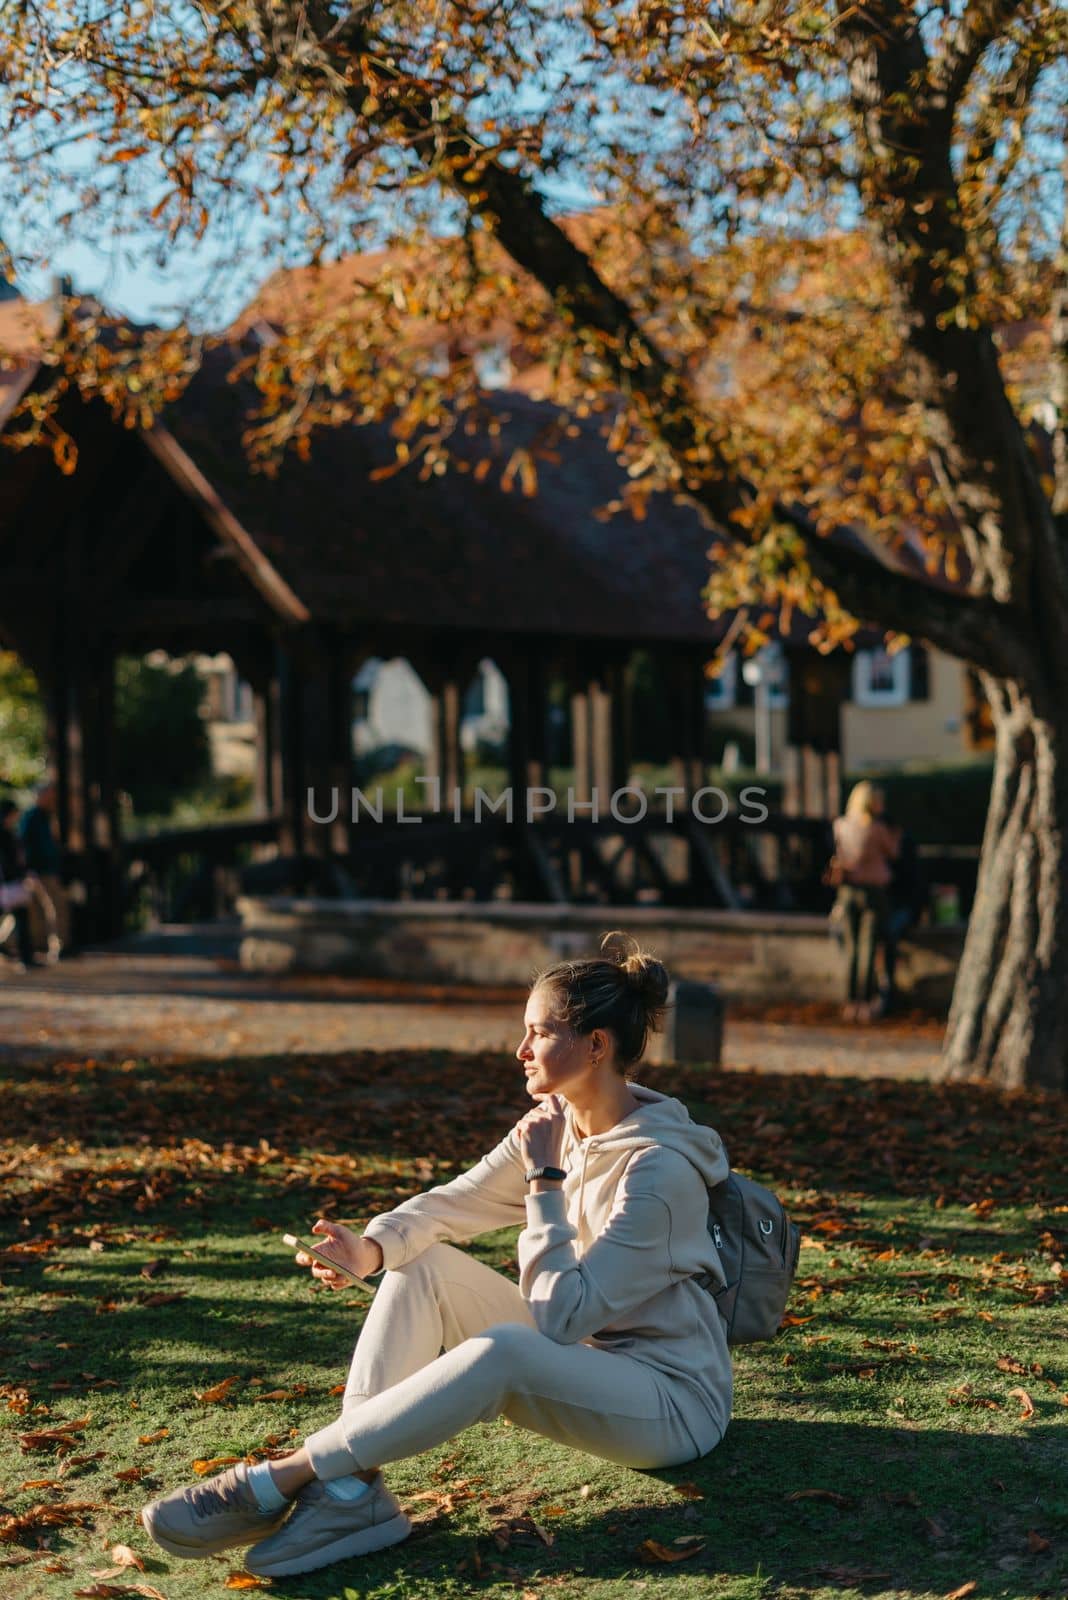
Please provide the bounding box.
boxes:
[137,1429,169,1446]
[132,1586,167,1600]
[110,1545,145,1571]
[18,1415,91,1453]
[635,1536,705,1564]
[1026,1529,1051,1553]
[997,1355,1040,1376]
[253,1384,307,1402]
[944,1584,978,1600]
[779,1313,815,1327]
[224,1576,270,1589]
[196,1376,241,1405]
[0,1500,102,1543]
[1007,1386,1035,1419]
[114,1467,145,1483]
[192,1456,240,1475]
[785,1488,853,1507]
[672,1481,705,1500]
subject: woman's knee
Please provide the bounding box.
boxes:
[389,1242,465,1281]
[468,1321,542,1371]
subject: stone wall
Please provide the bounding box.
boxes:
[237,898,963,1010]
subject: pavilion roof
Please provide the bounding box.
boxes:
[164,344,731,644]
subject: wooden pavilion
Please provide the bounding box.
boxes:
[0,304,867,937]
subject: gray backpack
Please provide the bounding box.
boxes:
[697,1171,801,1343]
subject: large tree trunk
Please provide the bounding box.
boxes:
[941,677,1068,1091]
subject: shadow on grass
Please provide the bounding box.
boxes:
[1,1048,1065,1204]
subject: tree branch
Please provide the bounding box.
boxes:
[791,511,1030,676]
[933,0,1027,111]
[837,0,1060,614]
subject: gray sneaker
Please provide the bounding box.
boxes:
[244,1474,411,1577]
[141,1463,287,1558]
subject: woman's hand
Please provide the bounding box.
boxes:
[515,1093,567,1173]
[294,1220,384,1291]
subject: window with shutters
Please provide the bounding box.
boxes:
[852,646,911,707]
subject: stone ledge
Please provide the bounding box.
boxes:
[237,897,963,1008]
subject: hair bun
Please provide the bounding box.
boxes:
[600,930,670,1014]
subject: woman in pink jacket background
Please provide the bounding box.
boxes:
[831,780,902,1023]
[142,932,732,1579]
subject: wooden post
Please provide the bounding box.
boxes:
[294,626,351,857]
[669,651,707,801]
[570,682,592,804]
[506,646,548,797]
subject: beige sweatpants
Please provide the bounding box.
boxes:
[303,1244,723,1479]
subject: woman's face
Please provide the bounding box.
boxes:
[516,985,600,1101]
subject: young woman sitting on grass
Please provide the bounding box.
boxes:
[142,932,733,1579]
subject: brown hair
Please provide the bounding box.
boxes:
[533,931,670,1071]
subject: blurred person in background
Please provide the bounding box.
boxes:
[19,779,69,961]
[0,798,36,971]
[829,781,901,1024]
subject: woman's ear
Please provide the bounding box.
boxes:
[589,1027,610,1066]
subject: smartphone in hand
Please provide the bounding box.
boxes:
[282,1233,374,1292]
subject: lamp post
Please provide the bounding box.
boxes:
[741,656,772,774]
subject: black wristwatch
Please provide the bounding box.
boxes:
[524,1166,566,1183]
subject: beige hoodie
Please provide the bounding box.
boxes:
[363,1083,733,1441]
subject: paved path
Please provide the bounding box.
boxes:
[0,925,945,1079]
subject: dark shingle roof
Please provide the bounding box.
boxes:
[167,348,730,644]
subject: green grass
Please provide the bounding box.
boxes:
[0,1049,1064,1600]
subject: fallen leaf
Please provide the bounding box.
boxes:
[785,1488,853,1507]
[139,1259,167,1279]
[1026,1529,1051,1553]
[672,1481,705,1500]
[192,1456,240,1475]
[944,1584,977,1600]
[114,1468,145,1483]
[635,1537,705,1563]
[195,1376,241,1404]
[779,1313,815,1327]
[253,1384,307,1402]
[0,1501,102,1544]
[225,1576,270,1589]
[110,1545,145,1571]
[946,1384,1000,1411]
[17,1416,91,1453]
[1007,1386,1035,1419]
[137,1429,169,1445]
